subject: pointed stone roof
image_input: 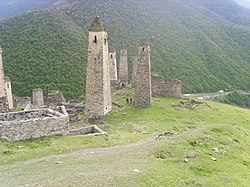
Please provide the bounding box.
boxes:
[109,46,116,53]
[4,76,11,82]
[139,39,149,47]
[89,16,106,32]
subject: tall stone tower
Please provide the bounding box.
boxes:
[109,47,118,81]
[0,47,6,98]
[85,17,112,118]
[131,57,137,87]
[32,88,44,107]
[0,47,8,112]
[119,48,128,87]
[134,39,152,107]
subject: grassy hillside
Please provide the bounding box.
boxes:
[1,0,250,99]
[0,89,250,186]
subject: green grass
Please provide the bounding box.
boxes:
[0,89,250,186]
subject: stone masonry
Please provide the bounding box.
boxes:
[32,88,44,107]
[0,47,8,112]
[151,72,182,98]
[131,57,138,87]
[119,48,128,88]
[109,47,118,81]
[0,107,69,142]
[47,90,66,109]
[85,17,112,118]
[133,39,152,107]
[4,76,13,110]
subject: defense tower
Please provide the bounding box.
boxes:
[119,48,128,87]
[85,17,112,118]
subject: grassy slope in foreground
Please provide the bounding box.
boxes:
[0,89,250,186]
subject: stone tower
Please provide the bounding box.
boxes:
[0,47,6,98]
[133,39,152,107]
[109,47,118,81]
[32,88,44,107]
[131,57,137,87]
[4,76,13,109]
[85,17,112,118]
[119,48,128,87]
[0,47,8,112]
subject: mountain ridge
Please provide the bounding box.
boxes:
[1,0,250,99]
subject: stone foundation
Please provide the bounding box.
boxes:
[0,107,69,142]
[69,125,107,136]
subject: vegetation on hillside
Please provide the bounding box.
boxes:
[215,91,250,108]
[1,0,250,99]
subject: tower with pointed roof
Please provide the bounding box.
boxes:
[133,39,152,107]
[119,48,128,87]
[109,47,118,81]
[85,17,112,118]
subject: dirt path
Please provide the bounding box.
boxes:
[8,124,226,168]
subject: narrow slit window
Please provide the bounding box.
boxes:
[142,48,145,51]
[94,36,97,43]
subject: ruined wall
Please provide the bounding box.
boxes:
[85,17,112,118]
[32,88,44,107]
[109,47,118,81]
[133,40,152,107]
[151,73,182,98]
[119,48,128,87]
[0,108,69,142]
[14,97,31,110]
[47,90,66,109]
[4,76,13,109]
[0,97,8,112]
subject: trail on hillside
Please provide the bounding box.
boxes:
[7,124,225,168]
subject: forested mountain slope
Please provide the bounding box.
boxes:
[0,0,57,20]
[0,0,250,99]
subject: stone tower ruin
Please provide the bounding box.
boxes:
[0,47,8,112]
[119,48,128,87]
[4,76,13,109]
[85,17,112,118]
[32,88,44,107]
[131,57,138,87]
[109,47,118,82]
[133,40,152,107]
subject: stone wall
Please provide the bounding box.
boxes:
[133,40,152,107]
[0,47,6,98]
[0,96,8,113]
[32,88,44,107]
[0,107,69,142]
[85,17,112,118]
[47,90,66,109]
[69,125,107,136]
[119,48,128,87]
[151,73,182,98]
[14,97,31,110]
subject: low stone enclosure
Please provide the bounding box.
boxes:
[0,107,69,142]
[0,105,108,142]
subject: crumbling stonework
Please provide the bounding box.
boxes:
[32,88,44,107]
[14,97,31,110]
[0,107,69,142]
[85,17,112,118]
[0,97,8,113]
[133,40,152,107]
[69,125,107,136]
[151,73,182,98]
[119,48,128,88]
[4,76,13,110]
[47,90,66,109]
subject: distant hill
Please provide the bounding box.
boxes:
[1,0,250,99]
[235,0,250,9]
[0,0,57,20]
